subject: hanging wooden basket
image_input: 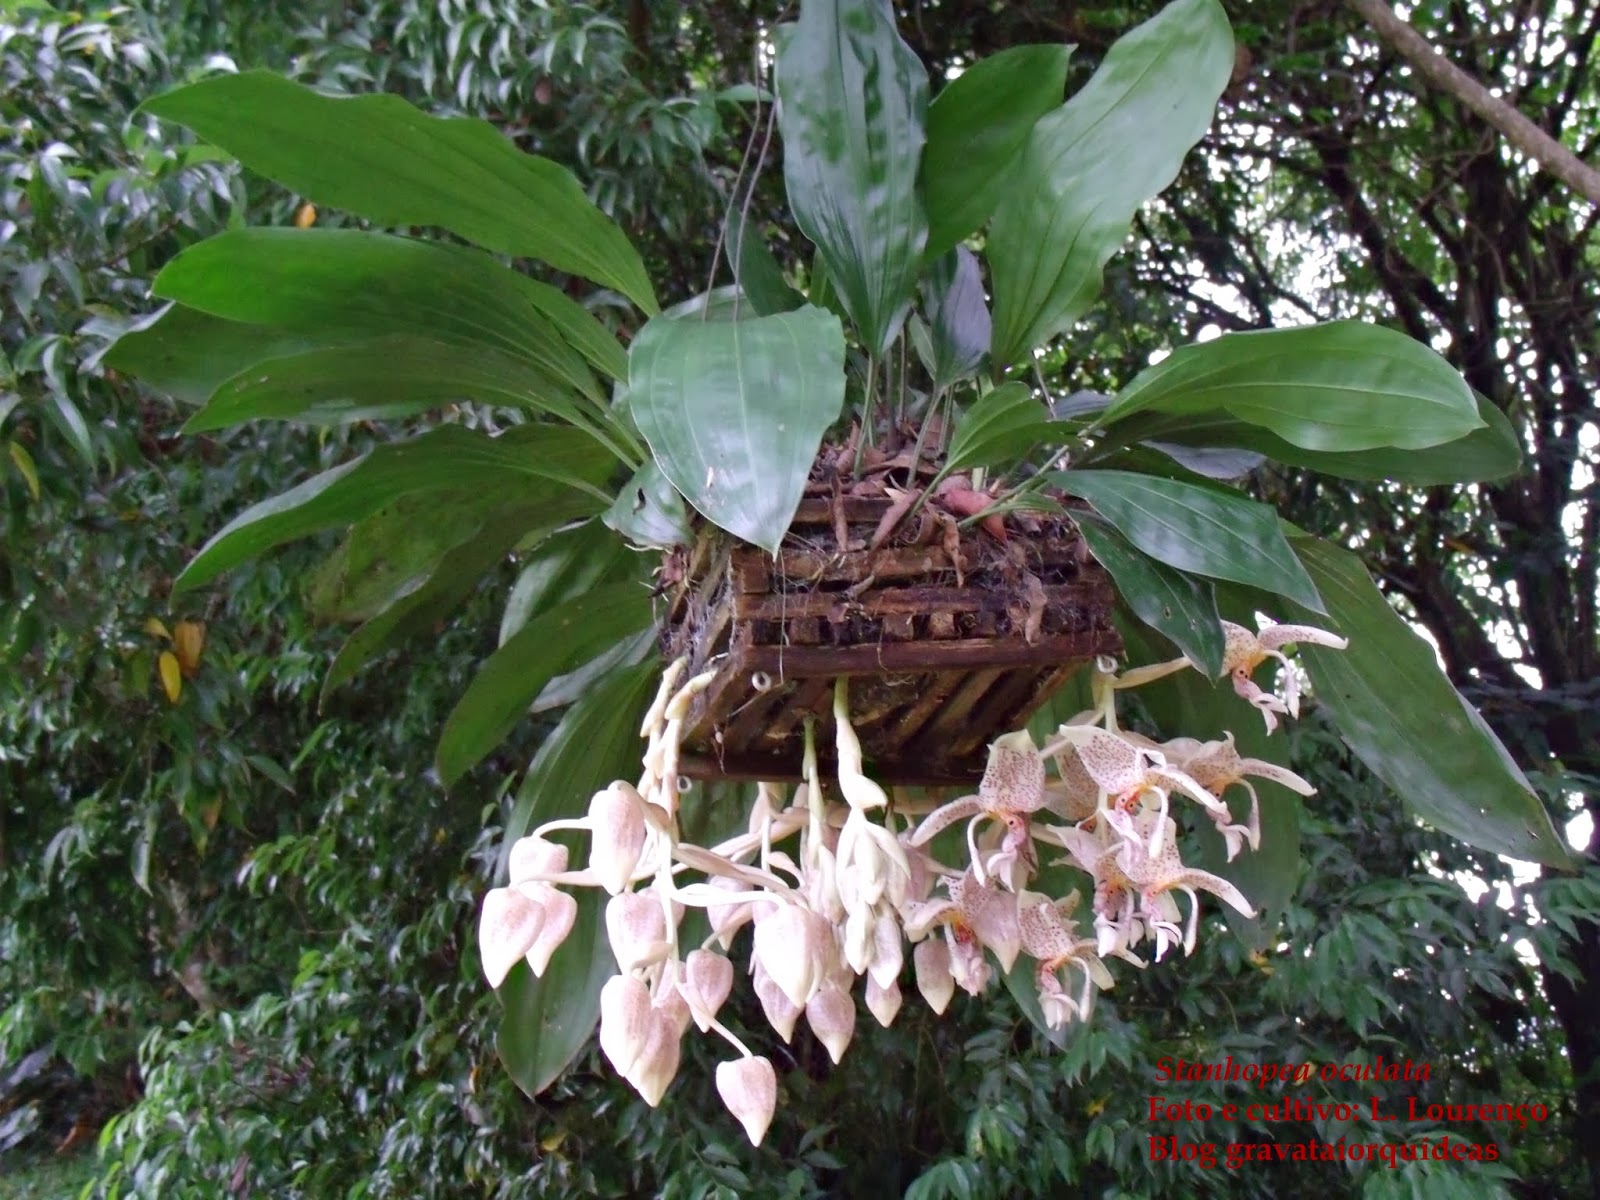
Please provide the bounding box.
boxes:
[658,488,1121,785]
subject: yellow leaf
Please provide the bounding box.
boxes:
[293,202,317,228]
[158,651,182,703]
[1086,1097,1107,1117]
[7,440,40,501]
[539,1130,568,1153]
[200,799,221,831]
[145,617,172,641]
[174,620,206,678]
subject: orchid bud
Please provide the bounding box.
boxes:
[914,938,955,1015]
[605,891,670,974]
[625,1010,682,1107]
[843,906,874,976]
[519,883,577,977]
[598,973,652,1076]
[805,982,856,1064]
[752,960,802,1042]
[867,912,904,990]
[508,834,568,884]
[479,886,545,989]
[752,904,832,1008]
[716,1056,778,1147]
[589,782,648,895]
[681,949,734,1033]
[654,977,693,1037]
[865,976,902,1028]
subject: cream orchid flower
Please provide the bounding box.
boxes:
[1017,891,1115,1028]
[1048,807,1254,961]
[909,730,1048,887]
[903,870,1021,999]
[1159,733,1317,860]
[1221,619,1348,732]
[1043,725,1230,859]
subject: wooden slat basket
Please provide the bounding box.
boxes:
[658,493,1122,785]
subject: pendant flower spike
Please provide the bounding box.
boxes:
[475,605,1349,1147]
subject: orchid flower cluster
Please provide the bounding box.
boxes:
[477,618,1347,1146]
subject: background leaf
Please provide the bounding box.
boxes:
[775,0,929,356]
[144,69,657,312]
[921,42,1072,261]
[628,307,846,554]
[1280,537,1572,867]
[1051,469,1324,612]
[987,0,1233,366]
[1100,321,1483,452]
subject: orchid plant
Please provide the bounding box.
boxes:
[103,0,1568,1123]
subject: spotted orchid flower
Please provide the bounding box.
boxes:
[1048,806,1255,961]
[1159,733,1316,859]
[909,731,1047,887]
[1043,725,1230,859]
[903,870,1022,1003]
[1017,891,1115,1028]
[1222,619,1349,733]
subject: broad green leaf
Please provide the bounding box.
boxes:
[987,0,1233,366]
[437,582,651,786]
[144,70,656,312]
[725,208,806,316]
[775,0,929,356]
[1280,537,1571,867]
[921,247,990,387]
[660,285,750,322]
[103,304,320,406]
[1124,388,1520,485]
[533,632,655,716]
[323,510,542,698]
[499,522,641,646]
[185,336,636,462]
[309,489,495,624]
[922,43,1073,260]
[628,307,846,554]
[603,459,693,550]
[1100,321,1482,452]
[497,658,660,1096]
[1051,469,1324,613]
[1118,610,1301,935]
[154,229,605,403]
[945,382,1062,472]
[1075,514,1223,675]
[177,424,612,592]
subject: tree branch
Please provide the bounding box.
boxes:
[1346,0,1600,206]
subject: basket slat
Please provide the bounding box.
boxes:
[659,493,1121,784]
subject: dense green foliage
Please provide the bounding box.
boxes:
[4,2,1597,1198]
